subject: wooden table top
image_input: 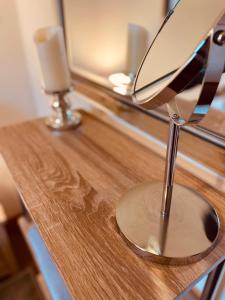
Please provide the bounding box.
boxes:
[0,110,224,299]
[74,74,225,178]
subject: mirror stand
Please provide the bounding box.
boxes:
[116,10,225,265]
[116,115,220,265]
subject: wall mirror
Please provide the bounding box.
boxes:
[62,0,225,146]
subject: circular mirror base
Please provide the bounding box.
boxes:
[116,182,220,265]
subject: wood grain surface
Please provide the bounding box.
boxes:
[0,111,224,299]
[73,74,225,176]
[72,72,225,139]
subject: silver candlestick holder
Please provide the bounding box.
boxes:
[44,88,81,130]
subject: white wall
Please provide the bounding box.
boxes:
[15,0,59,117]
[0,0,59,127]
[0,0,36,126]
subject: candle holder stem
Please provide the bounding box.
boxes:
[45,89,81,130]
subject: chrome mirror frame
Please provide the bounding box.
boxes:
[169,15,225,125]
[134,10,225,126]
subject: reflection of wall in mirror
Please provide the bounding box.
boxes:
[126,23,149,80]
[64,0,164,86]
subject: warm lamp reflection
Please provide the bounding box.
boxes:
[113,86,129,95]
[108,73,131,86]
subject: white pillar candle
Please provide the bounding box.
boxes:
[126,23,149,78]
[34,26,70,92]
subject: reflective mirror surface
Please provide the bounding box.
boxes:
[63,0,225,141]
[134,0,225,116]
[64,0,165,94]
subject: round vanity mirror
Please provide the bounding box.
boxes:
[116,0,225,264]
[134,0,225,125]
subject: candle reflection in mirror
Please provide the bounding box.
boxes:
[108,23,149,95]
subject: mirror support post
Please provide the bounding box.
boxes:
[161,117,180,217]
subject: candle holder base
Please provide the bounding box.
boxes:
[45,111,81,130]
[116,182,220,265]
[45,89,82,130]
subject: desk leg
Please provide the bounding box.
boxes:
[200,260,225,300]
